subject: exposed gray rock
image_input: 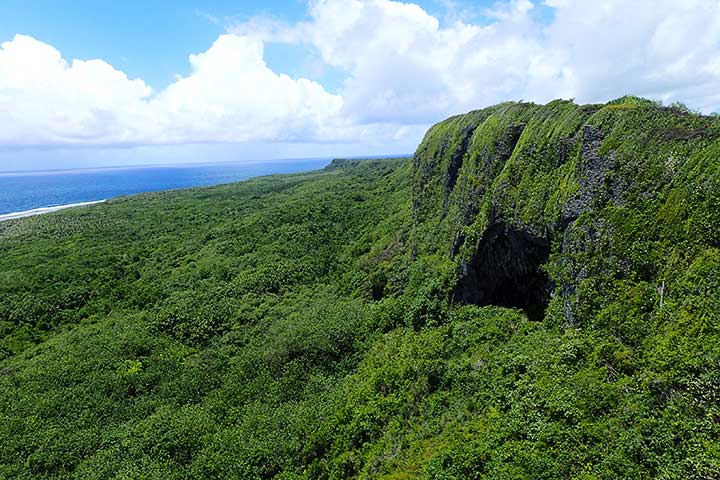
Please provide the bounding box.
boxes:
[559,126,612,225]
[443,123,479,213]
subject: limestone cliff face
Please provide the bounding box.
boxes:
[411,97,720,324]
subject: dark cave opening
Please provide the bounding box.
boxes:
[452,221,551,321]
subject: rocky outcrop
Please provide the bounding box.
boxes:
[411,97,720,324]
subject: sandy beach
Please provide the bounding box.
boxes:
[0,200,106,222]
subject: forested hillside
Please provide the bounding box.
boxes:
[1,97,719,479]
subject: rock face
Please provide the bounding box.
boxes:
[452,218,551,321]
[411,97,720,324]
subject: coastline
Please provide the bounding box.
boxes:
[0,200,106,222]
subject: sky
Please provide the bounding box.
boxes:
[0,0,719,171]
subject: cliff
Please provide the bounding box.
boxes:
[412,97,720,327]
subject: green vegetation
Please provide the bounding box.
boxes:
[1,98,719,479]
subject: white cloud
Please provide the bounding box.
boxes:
[0,35,152,146]
[1,0,720,151]
[0,33,343,147]
[148,34,343,143]
[534,0,720,111]
[291,0,720,123]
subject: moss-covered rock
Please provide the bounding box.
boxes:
[413,97,720,328]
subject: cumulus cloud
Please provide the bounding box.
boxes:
[285,0,720,123]
[0,35,152,145]
[1,0,720,150]
[533,0,720,111]
[0,33,343,147]
[148,34,343,143]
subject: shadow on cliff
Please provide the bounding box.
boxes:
[452,220,551,321]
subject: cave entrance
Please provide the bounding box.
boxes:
[452,221,551,321]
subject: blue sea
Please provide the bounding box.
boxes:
[0,158,332,216]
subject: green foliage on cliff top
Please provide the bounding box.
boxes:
[1,98,719,479]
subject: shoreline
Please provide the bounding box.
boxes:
[0,200,106,222]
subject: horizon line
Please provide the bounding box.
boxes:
[0,153,412,177]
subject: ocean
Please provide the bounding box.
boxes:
[0,158,332,217]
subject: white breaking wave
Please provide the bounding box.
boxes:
[0,200,106,222]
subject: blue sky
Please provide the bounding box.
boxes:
[0,1,717,171]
